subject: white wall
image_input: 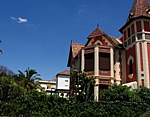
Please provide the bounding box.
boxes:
[40,84,47,90]
[56,75,70,90]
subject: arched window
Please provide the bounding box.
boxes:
[129,59,133,74]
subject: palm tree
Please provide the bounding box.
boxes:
[17,68,41,90]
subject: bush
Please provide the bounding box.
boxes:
[1,73,150,116]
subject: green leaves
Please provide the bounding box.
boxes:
[16,68,41,90]
[1,70,150,116]
[71,71,95,102]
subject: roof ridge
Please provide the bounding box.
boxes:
[87,27,104,39]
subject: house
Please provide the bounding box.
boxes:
[38,80,56,95]
[56,70,70,98]
[67,0,150,101]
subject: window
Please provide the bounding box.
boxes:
[124,41,127,47]
[131,24,135,35]
[99,53,110,71]
[132,36,135,42]
[128,28,131,38]
[144,21,150,32]
[84,53,94,72]
[65,80,68,82]
[129,60,133,74]
[136,21,142,32]
[128,38,131,45]
[145,33,150,39]
[137,33,142,40]
[123,30,127,40]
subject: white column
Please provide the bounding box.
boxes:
[94,46,99,76]
[110,47,115,84]
[135,43,141,87]
[94,78,99,101]
[142,42,150,88]
[134,21,142,87]
[114,49,121,85]
[121,50,126,83]
[141,20,150,88]
[94,46,99,101]
[81,48,85,72]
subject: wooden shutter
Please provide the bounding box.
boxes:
[84,53,94,72]
[99,53,110,71]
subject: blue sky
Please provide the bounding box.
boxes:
[0,0,135,80]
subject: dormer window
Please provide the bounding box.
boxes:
[129,13,134,19]
[146,9,150,14]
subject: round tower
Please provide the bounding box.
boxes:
[120,0,150,88]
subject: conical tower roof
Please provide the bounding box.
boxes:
[120,0,150,32]
[127,0,150,21]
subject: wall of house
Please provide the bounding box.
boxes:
[56,75,70,90]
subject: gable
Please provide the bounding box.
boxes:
[86,36,112,46]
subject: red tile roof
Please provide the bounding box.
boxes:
[56,70,70,76]
[127,0,150,21]
[67,43,84,67]
[120,0,150,32]
[87,28,104,39]
[87,28,120,47]
[71,43,84,58]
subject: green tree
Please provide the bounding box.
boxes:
[16,68,41,90]
[0,72,26,116]
[100,84,139,102]
[136,86,150,104]
[71,70,95,102]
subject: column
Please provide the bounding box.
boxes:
[121,50,126,83]
[81,48,84,72]
[135,22,142,87]
[110,47,115,84]
[141,20,149,88]
[94,46,99,101]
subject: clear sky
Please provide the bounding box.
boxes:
[0,0,138,80]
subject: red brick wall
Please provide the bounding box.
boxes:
[125,45,137,83]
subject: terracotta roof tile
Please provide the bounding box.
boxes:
[87,28,104,39]
[56,70,70,76]
[127,0,150,21]
[71,43,84,58]
[87,28,120,47]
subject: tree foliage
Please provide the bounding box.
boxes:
[71,70,95,102]
[1,70,150,116]
[16,68,41,90]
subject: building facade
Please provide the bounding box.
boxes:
[38,80,56,95]
[67,0,150,101]
[56,70,70,98]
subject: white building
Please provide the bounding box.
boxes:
[38,80,56,95]
[56,70,70,98]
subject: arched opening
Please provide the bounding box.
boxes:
[129,59,133,74]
